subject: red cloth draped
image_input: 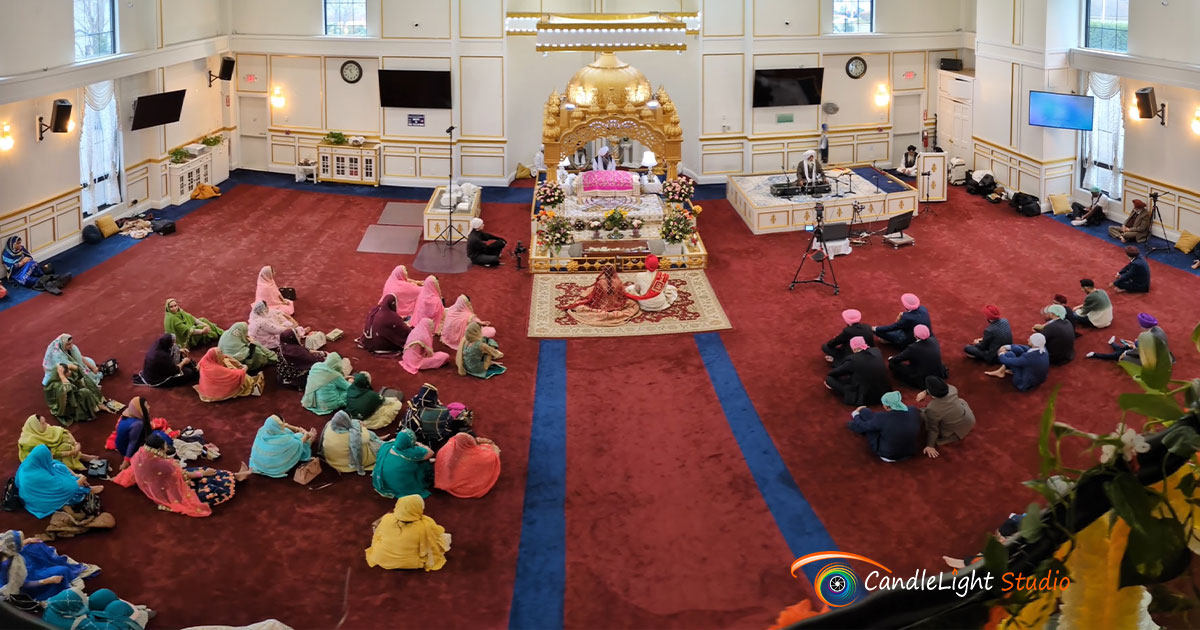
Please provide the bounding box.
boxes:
[113,447,211,517]
[434,434,501,498]
[195,348,247,400]
[566,266,631,311]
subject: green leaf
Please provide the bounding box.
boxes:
[1191,321,1200,355]
[1119,360,1152,391]
[1038,389,1061,477]
[982,533,1009,575]
[1137,330,1172,391]
[1119,516,1191,587]
[1162,425,1200,458]
[1185,379,1200,412]
[1105,473,1160,534]
[1118,392,1184,421]
[1177,472,1197,499]
[1019,503,1044,542]
[1024,479,1065,505]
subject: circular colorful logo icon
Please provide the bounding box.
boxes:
[814,563,859,607]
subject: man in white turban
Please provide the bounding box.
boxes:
[466,217,506,267]
[798,149,824,186]
[591,145,616,171]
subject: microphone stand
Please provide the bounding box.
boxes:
[919,170,937,217]
[433,125,467,251]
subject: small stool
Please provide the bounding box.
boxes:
[295,164,317,183]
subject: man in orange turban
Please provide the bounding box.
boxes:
[624,254,678,312]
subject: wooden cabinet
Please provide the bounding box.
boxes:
[167,153,213,206]
[937,70,974,164]
[317,142,380,186]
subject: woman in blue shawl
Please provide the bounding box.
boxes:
[372,429,434,499]
[3,236,71,293]
[16,445,100,518]
[249,415,315,478]
[42,334,106,425]
[1,530,99,602]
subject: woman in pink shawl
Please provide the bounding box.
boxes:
[255,265,294,315]
[380,265,423,317]
[409,276,446,333]
[434,433,501,498]
[401,318,450,374]
[113,434,250,516]
[440,295,496,350]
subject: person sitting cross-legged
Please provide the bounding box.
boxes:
[822,309,874,365]
[1070,187,1110,227]
[986,333,1050,392]
[917,376,976,458]
[1032,304,1075,365]
[1086,312,1174,365]
[1108,199,1152,243]
[1112,245,1151,294]
[466,218,506,267]
[825,336,891,407]
[888,324,947,389]
[846,391,922,463]
[1066,278,1112,330]
[873,293,931,349]
[964,305,1012,364]
[625,254,678,312]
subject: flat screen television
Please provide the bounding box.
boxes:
[131,90,186,130]
[378,70,451,109]
[1028,91,1094,131]
[752,68,824,108]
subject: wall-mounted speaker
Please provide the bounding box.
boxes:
[1134,87,1167,126]
[209,57,236,87]
[48,99,72,132]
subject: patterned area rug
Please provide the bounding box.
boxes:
[528,270,732,338]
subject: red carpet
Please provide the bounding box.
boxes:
[0,181,1196,628]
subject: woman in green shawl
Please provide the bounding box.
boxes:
[41,334,105,426]
[344,372,404,429]
[456,322,507,379]
[19,414,98,470]
[217,322,276,374]
[163,298,223,350]
[301,353,351,415]
[372,429,434,499]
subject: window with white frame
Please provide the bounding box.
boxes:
[79,80,123,216]
[1080,73,1124,199]
[325,0,368,36]
[832,0,873,34]
[74,0,115,61]
[1085,0,1129,53]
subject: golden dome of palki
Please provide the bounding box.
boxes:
[564,52,653,109]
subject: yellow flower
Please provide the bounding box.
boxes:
[692,205,703,215]
[546,210,556,218]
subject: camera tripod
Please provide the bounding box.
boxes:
[1144,192,1171,257]
[919,170,937,217]
[789,205,840,295]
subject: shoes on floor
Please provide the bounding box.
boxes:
[1087,352,1096,358]
[1071,219,1085,226]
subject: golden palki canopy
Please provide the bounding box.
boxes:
[543,52,682,179]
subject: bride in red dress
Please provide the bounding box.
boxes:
[562,264,640,326]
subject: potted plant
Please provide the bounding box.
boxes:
[662,176,695,206]
[589,220,602,239]
[535,181,566,209]
[168,148,195,164]
[200,134,224,147]
[322,131,348,145]
[535,209,573,257]
[659,206,695,255]
[630,218,644,238]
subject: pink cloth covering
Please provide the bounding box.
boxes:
[113,446,212,517]
[440,295,495,350]
[380,265,422,317]
[410,276,446,333]
[580,170,635,193]
[248,301,293,349]
[434,433,501,498]
[255,266,294,315]
[400,318,449,375]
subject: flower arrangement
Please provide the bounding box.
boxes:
[630,218,644,232]
[535,181,566,208]
[322,131,348,145]
[535,209,573,253]
[572,218,587,231]
[662,177,695,204]
[660,206,695,244]
[602,207,629,231]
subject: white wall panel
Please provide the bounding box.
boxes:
[702,54,744,135]
[821,53,890,129]
[873,0,963,33]
[459,0,504,38]
[755,0,818,37]
[325,57,380,134]
[233,0,323,36]
[162,0,223,46]
[459,57,504,138]
[382,0,450,39]
[235,54,269,93]
[163,57,225,148]
[973,57,1012,147]
[268,55,324,130]
[0,2,73,76]
[119,0,159,53]
[976,0,1014,45]
[892,52,925,92]
[702,0,743,36]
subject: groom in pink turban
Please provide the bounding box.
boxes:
[873,293,931,349]
[822,308,874,365]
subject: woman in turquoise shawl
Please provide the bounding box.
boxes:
[302,353,351,415]
[16,445,97,518]
[41,334,105,426]
[249,415,314,478]
[218,322,276,373]
[163,298,223,350]
[456,322,506,379]
[372,429,434,499]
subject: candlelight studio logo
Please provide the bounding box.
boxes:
[791,552,890,608]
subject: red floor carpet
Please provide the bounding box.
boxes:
[1,181,1197,629]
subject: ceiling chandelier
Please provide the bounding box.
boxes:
[506,12,700,52]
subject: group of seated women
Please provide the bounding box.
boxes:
[362,266,505,379]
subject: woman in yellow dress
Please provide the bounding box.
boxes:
[364,495,451,571]
[17,414,99,471]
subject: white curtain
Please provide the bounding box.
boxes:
[79,80,122,214]
[1081,72,1124,198]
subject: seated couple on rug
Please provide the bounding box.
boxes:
[562,256,678,326]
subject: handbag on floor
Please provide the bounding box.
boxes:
[151,219,176,235]
[98,358,119,377]
[86,458,110,478]
[279,287,297,301]
[2,477,23,511]
[293,458,322,485]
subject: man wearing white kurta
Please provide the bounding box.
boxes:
[625,254,678,312]
[591,145,616,171]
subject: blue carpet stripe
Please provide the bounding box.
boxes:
[509,339,567,630]
[850,167,910,193]
[694,332,838,583]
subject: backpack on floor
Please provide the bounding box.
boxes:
[151,219,176,235]
[82,224,104,244]
[1010,192,1042,217]
[2,477,23,511]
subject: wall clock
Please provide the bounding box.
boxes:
[340,60,363,84]
[845,56,867,79]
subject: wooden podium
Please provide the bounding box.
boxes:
[916,152,947,203]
